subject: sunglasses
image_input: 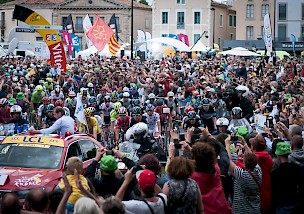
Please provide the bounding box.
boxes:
[189,118,195,121]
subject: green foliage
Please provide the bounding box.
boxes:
[0,0,13,4]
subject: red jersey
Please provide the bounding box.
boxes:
[154,106,171,122]
[116,116,131,132]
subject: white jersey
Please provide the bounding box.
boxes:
[100,102,114,117]
[143,112,160,128]
[38,104,47,117]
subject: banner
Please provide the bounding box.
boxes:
[263,13,272,56]
[75,93,87,126]
[108,14,121,56]
[291,34,296,52]
[108,14,118,41]
[62,31,73,55]
[168,34,178,49]
[137,30,146,43]
[145,32,152,56]
[83,15,93,48]
[71,34,80,54]
[178,33,189,47]
[13,5,66,74]
[86,17,114,51]
[63,14,74,34]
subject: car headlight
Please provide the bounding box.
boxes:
[16,189,31,199]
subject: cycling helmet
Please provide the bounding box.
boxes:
[35,85,43,91]
[114,102,122,111]
[146,104,155,111]
[104,95,111,102]
[123,92,130,98]
[89,97,97,104]
[111,91,117,98]
[87,82,94,88]
[132,106,142,115]
[185,106,195,114]
[216,117,229,126]
[84,108,92,117]
[10,105,22,114]
[132,122,149,138]
[123,87,129,92]
[167,91,174,97]
[12,76,18,82]
[29,84,35,89]
[118,107,127,115]
[66,98,73,106]
[64,107,70,117]
[232,107,243,116]
[69,91,76,97]
[148,93,156,99]
[0,98,8,106]
[42,97,50,104]
[188,111,197,119]
[46,104,55,112]
[133,99,141,106]
[55,85,61,90]
[55,88,60,94]
[46,77,53,83]
[88,107,96,113]
[156,99,163,107]
[202,98,210,106]
[131,85,137,90]
[236,85,250,97]
[55,100,64,107]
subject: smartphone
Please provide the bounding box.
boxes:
[174,143,182,149]
[261,132,268,138]
[106,150,114,156]
[267,116,274,129]
[179,133,185,141]
[231,136,238,141]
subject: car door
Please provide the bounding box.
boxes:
[78,139,100,170]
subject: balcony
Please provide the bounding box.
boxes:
[177,22,185,29]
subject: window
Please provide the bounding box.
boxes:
[79,140,97,161]
[246,4,254,19]
[162,12,168,24]
[145,18,149,29]
[100,16,105,21]
[62,17,67,26]
[89,16,94,24]
[246,26,254,40]
[229,15,233,26]
[194,34,200,44]
[194,12,200,24]
[78,37,82,50]
[261,26,264,36]
[66,142,82,161]
[278,24,286,41]
[301,25,304,41]
[261,4,269,18]
[161,34,168,37]
[115,17,120,32]
[75,17,83,31]
[279,3,287,20]
[177,12,185,29]
[36,37,43,41]
[302,4,304,20]
[220,14,223,27]
[233,16,236,27]
[177,0,185,4]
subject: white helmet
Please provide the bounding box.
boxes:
[167,91,174,97]
[236,85,249,97]
[63,107,70,117]
[148,93,156,99]
[232,107,243,116]
[123,87,129,92]
[123,92,130,98]
[87,82,94,88]
[216,117,229,126]
[10,105,22,113]
[132,122,149,138]
[12,76,18,82]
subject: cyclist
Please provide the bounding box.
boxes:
[183,111,204,145]
[88,106,103,130]
[164,91,179,117]
[154,99,173,132]
[100,96,114,142]
[0,98,10,123]
[9,105,29,133]
[110,102,122,139]
[87,82,95,96]
[228,107,252,134]
[31,85,45,109]
[37,97,50,128]
[80,89,90,105]
[236,85,253,120]
[143,104,161,138]
[145,93,156,106]
[44,78,53,93]
[129,106,147,127]
[115,107,131,145]
[120,92,132,109]
[198,98,217,132]
[88,96,98,111]
[129,85,139,99]
[79,108,101,141]
[50,88,64,103]
[43,104,56,128]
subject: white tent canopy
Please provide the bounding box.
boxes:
[135,37,190,52]
[219,47,261,56]
[190,40,207,52]
[76,44,126,58]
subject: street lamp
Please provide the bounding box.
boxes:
[131,0,134,59]
[210,8,215,49]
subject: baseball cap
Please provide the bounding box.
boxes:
[100,155,118,172]
[249,134,266,149]
[275,142,291,156]
[136,169,156,191]
[236,127,248,137]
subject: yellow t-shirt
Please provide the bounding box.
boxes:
[57,174,90,205]
[79,117,101,134]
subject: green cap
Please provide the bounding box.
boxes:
[16,92,25,100]
[100,155,118,172]
[8,98,16,105]
[275,142,291,156]
[236,126,248,137]
[284,93,291,99]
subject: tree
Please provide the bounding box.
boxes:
[138,0,149,5]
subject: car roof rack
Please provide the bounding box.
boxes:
[65,133,88,141]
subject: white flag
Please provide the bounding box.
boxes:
[83,15,93,48]
[263,13,273,56]
[75,93,87,125]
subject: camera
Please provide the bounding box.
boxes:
[106,150,114,156]
[231,136,238,141]
[132,165,144,174]
[174,139,182,149]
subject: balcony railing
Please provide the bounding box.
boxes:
[177,22,185,29]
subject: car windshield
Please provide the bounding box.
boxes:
[0,144,63,169]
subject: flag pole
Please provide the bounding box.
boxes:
[131,0,134,59]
